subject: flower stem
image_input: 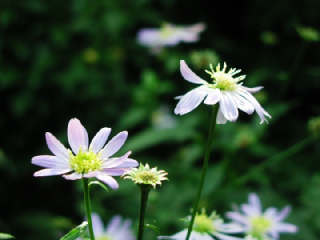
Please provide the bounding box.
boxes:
[137,184,152,240]
[185,105,219,240]
[83,178,95,240]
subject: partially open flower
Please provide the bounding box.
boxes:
[123,163,168,189]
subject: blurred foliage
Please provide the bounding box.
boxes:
[0,0,320,239]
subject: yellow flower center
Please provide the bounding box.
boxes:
[97,236,111,240]
[69,149,102,174]
[250,216,272,237]
[193,212,215,234]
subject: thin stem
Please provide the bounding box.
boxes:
[83,178,95,240]
[185,105,219,240]
[137,185,151,240]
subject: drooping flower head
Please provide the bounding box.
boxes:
[76,213,135,240]
[137,23,205,53]
[226,193,298,240]
[175,61,271,124]
[123,163,168,189]
[32,118,138,189]
[158,209,244,240]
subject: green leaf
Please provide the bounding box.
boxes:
[145,220,160,234]
[60,221,88,240]
[0,233,15,239]
[89,181,108,192]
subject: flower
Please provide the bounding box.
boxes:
[123,163,168,189]
[226,193,298,240]
[32,118,138,189]
[77,213,135,240]
[158,210,244,240]
[174,61,271,124]
[137,22,205,53]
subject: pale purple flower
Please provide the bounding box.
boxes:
[175,61,271,124]
[138,22,205,53]
[77,213,135,240]
[226,193,298,239]
[32,118,138,189]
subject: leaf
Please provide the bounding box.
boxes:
[145,220,160,234]
[89,181,108,192]
[60,221,88,240]
[0,233,15,239]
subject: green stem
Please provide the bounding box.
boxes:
[83,178,95,240]
[185,105,219,240]
[137,185,151,240]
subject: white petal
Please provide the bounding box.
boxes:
[217,107,228,124]
[217,222,247,233]
[213,232,243,240]
[225,212,249,225]
[100,131,128,159]
[89,127,111,153]
[45,133,69,161]
[274,206,291,221]
[246,193,262,215]
[204,88,221,105]
[272,222,298,233]
[90,213,104,237]
[219,92,239,122]
[34,168,71,177]
[174,86,209,115]
[116,158,139,168]
[102,151,131,169]
[240,86,263,93]
[106,215,121,234]
[96,173,119,189]
[68,118,89,154]
[32,155,70,169]
[63,172,83,180]
[180,60,208,84]
[103,169,127,176]
[233,93,255,114]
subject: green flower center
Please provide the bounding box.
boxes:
[69,149,102,174]
[135,171,159,184]
[160,24,176,38]
[250,216,272,237]
[97,236,111,240]
[193,213,215,234]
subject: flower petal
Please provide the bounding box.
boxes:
[68,118,89,154]
[102,151,131,169]
[106,215,122,234]
[90,213,104,237]
[204,88,221,105]
[226,211,249,225]
[233,93,255,114]
[174,86,210,115]
[100,131,128,159]
[240,86,263,93]
[103,169,127,176]
[34,168,71,177]
[90,127,111,153]
[216,107,228,124]
[180,60,208,84]
[96,173,119,190]
[63,172,83,180]
[32,155,70,169]
[45,133,69,161]
[219,92,239,122]
[272,222,298,233]
[274,206,291,221]
[116,158,139,168]
[213,232,243,240]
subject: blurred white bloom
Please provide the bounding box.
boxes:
[175,61,271,124]
[137,22,205,53]
[226,193,298,240]
[152,106,177,129]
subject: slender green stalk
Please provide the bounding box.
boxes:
[137,184,152,240]
[83,178,95,240]
[186,105,219,240]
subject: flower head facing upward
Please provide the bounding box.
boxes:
[32,118,138,189]
[123,163,168,189]
[226,193,298,240]
[175,61,271,124]
[77,213,135,240]
[137,23,205,53]
[158,209,244,240]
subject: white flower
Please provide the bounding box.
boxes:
[32,118,138,189]
[175,61,271,124]
[137,23,205,53]
[158,210,244,240]
[226,193,298,240]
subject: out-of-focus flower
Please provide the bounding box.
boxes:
[152,106,177,129]
[226,193,298,240]
[190,49,219,69]
[123,163,168,189]
[137,22,205,53]
[158,210,244,240]
[174,61,271,124]
[296,26,320,42]
[260,31,279,45]
[308,116,320,136]
[32,118,138,189]
[77,213,135,240]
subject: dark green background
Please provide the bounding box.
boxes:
[1,0,320,239]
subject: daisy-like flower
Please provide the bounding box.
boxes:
[77,213,135,240]
[137,23,205,53]
[158,210,244,240]
[175,60,271,124]
[32,118,138,189]
[226,193,298,240]
[123,163,168,189]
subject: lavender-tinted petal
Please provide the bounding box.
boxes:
[137,29,162,47]
[103,169,126,176]
[100,131,128,159]
[204,88,221,105]
[83,171,99,178]
[106,215,121,234]
[219,92,239,122]
[247,193,262,215]
[217,107,228,124]
[217,222,246,233]
[34,168,71,177]
[264,207,278,219]
[90,213,104,237]
[274,206,291,221]
[102,151,131,169]
[272,222,298,233]
[226,212,249,225]
[32,155,70,169]
[68,118,89,154]
[90,127,111,153]
[115,158,139,168]
[180,60,208,84]
[213,232,243,240]
[96,173,119,189]
[45,132,69,161]
[63,172,83,180]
